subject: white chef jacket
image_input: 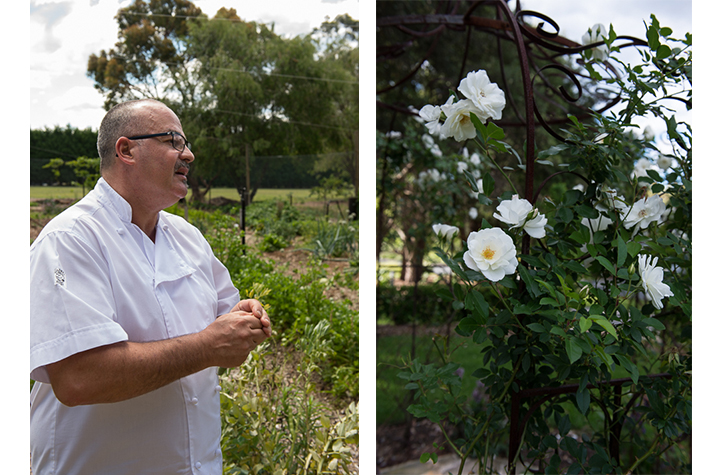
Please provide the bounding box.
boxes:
[30,178,240,475]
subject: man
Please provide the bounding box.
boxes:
[30,99,271,474]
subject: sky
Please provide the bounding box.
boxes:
[519,0,693,148]
[30,0,360,131]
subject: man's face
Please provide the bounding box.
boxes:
[131,104,195,209]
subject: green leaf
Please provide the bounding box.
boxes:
[472,368,491,378]
[579,316,592,333]
[643,317,666,331]
[616,234,627,268]
[626,241,642,258]
[657,44,672,60]
[543,434,558,449]
[595,347,614,369]
[615,354,639,384]
[556,207,574,224]
[541,297,561,307]
[456,317,480,337]
[646,25,660,50]
[486,121,505,141]
[576,386,590,415]
[527,322,547,333]
[570,228,591,246]
[590,315,618,340]
[557,414,571,437]
[595,256,616,275]
[563,189,583,206]
[646,168,663,182]
[646,388,666,417]
[518,266,541,298]
[482,172,495,196]
[563,260,589,275]
[462,168,480,193]
[575,204,599,219]
[565,336,584,364]
[465,288,490,319]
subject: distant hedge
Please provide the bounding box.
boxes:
[377,284,465,325]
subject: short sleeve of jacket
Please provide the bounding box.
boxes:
[30,230,128,383]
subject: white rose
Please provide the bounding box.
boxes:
[638,254,674,310]
[582,23,609,61]
[598,186,627,211]
[632,157,653,179]
[457,70,506,121]
[440,99,480,142]
[582,213,613,235]
[493,194,547,238]
[623,194,666,230]
[418,104,442,136]
[523,211,548,239]
[432,223,459,240]
[657,154,673,170]
[643,125,655,141]
[469,152,482,167]
[463,228,518,282]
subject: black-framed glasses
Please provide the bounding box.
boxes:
[127,131,191,152]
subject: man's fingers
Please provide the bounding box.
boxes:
[233,299,264,317]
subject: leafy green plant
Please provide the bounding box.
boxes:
[305,219,358,260]
[257,233,290,252]
[201,208,359,399]
[391,13,691,475]
[220,343,358,475]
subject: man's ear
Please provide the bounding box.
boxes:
[115,137,136,165]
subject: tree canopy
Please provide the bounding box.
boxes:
[86,0,358,201]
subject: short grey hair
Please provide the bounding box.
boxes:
[96,99,165,173]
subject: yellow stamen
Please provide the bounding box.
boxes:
[482,247,496,260]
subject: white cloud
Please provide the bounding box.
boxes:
[31,0,359,130]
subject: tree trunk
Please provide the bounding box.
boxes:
[399,232,426,284]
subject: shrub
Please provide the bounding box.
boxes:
[220,343,359,474]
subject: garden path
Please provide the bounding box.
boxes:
[378,454,524,474]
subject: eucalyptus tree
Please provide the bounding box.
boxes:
[87,0,359,202]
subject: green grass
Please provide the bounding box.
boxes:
[376,328,650,429]
[202,188,316,203]
[30,186,86,200]
[376,330,486,426]
[29,186,338,203]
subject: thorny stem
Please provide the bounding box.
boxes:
[483,146,519,196]
[624,432,662,475]
[489,281,533,336]
[623,386,687,474]
[454,356,523,475]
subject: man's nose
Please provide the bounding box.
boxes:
[181,147,195,163]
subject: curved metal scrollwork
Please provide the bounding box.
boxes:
[377,0,650,204]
